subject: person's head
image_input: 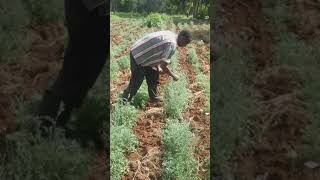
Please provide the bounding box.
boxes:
[177,30,192,47]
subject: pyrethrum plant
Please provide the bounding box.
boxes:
[0,0,30,61]
[164,74,189,119]
[196,73,210,112]
[161,119,197,180]
[23,0,64,24]
[117,56,130,70]
[187,47,201,74]
[0,128,93,180]
[111,102,138,127]
[110,61,119,80]
[131,82,148,109]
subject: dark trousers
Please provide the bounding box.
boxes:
[122,52,160,101]
[39,0,108,126]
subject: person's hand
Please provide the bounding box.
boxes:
[172,74,179,81]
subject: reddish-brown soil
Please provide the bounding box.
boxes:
[293,0,320,41]
[178,47,210,178]
[216,0,313,179]
[0,24,65,133]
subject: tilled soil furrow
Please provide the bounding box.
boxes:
[216,1,309,179]
[178,47,210,178]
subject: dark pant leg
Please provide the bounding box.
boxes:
[39,0,108,126]
[144,67,160,99]
[122,53,145,101]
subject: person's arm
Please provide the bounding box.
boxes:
[160,62,179,81]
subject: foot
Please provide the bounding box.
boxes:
[149,96,163,103]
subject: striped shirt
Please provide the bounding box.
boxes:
[130,31,177,67]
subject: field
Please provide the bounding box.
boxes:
[110,13,210,179]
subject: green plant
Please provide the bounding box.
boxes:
[70,96,107,148]
[131,82,148,109]
[145,13,172,28]
[110,149,128,180]
[161,119,197,180]
[0,0,30,61]
[110,125,138,179]
[0,127,93,180]
[212,35,252,176]
[110,61,119,80]
[187,48,201,74]
[23,0,64,24]
[196,73,210,112]
[164,75,189,118]
[117,56,130,70]
[111,125,137,153]
[111,102,138,127]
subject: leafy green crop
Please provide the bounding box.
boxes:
[0,127,93,180]
[164,75,189,118]
[117,56,130,70]
[111,102,138,128]
[131,82,148,109]
[187,47,201,74]
[161,119,197,180]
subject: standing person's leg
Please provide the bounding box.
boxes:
[38,0,108,129]
[55,0,108,126]
[122,52,145,102]
[145,67,161,102]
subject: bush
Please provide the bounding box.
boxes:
[117,56,130,70]
[145,13,172,28]
[23,0,64,24]
[111,102,138,127]
[164,75,189,118]
[0,0,30,61]
[161,119,197,180]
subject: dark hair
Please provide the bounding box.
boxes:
[178,30,192,43]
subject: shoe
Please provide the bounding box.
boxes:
[149,96,163,103]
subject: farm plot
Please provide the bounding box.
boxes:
[110,13,210,179]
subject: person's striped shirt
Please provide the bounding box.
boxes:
[130,31,177,67]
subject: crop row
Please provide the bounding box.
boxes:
[162,55,198,179]
[187,47,210,112]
